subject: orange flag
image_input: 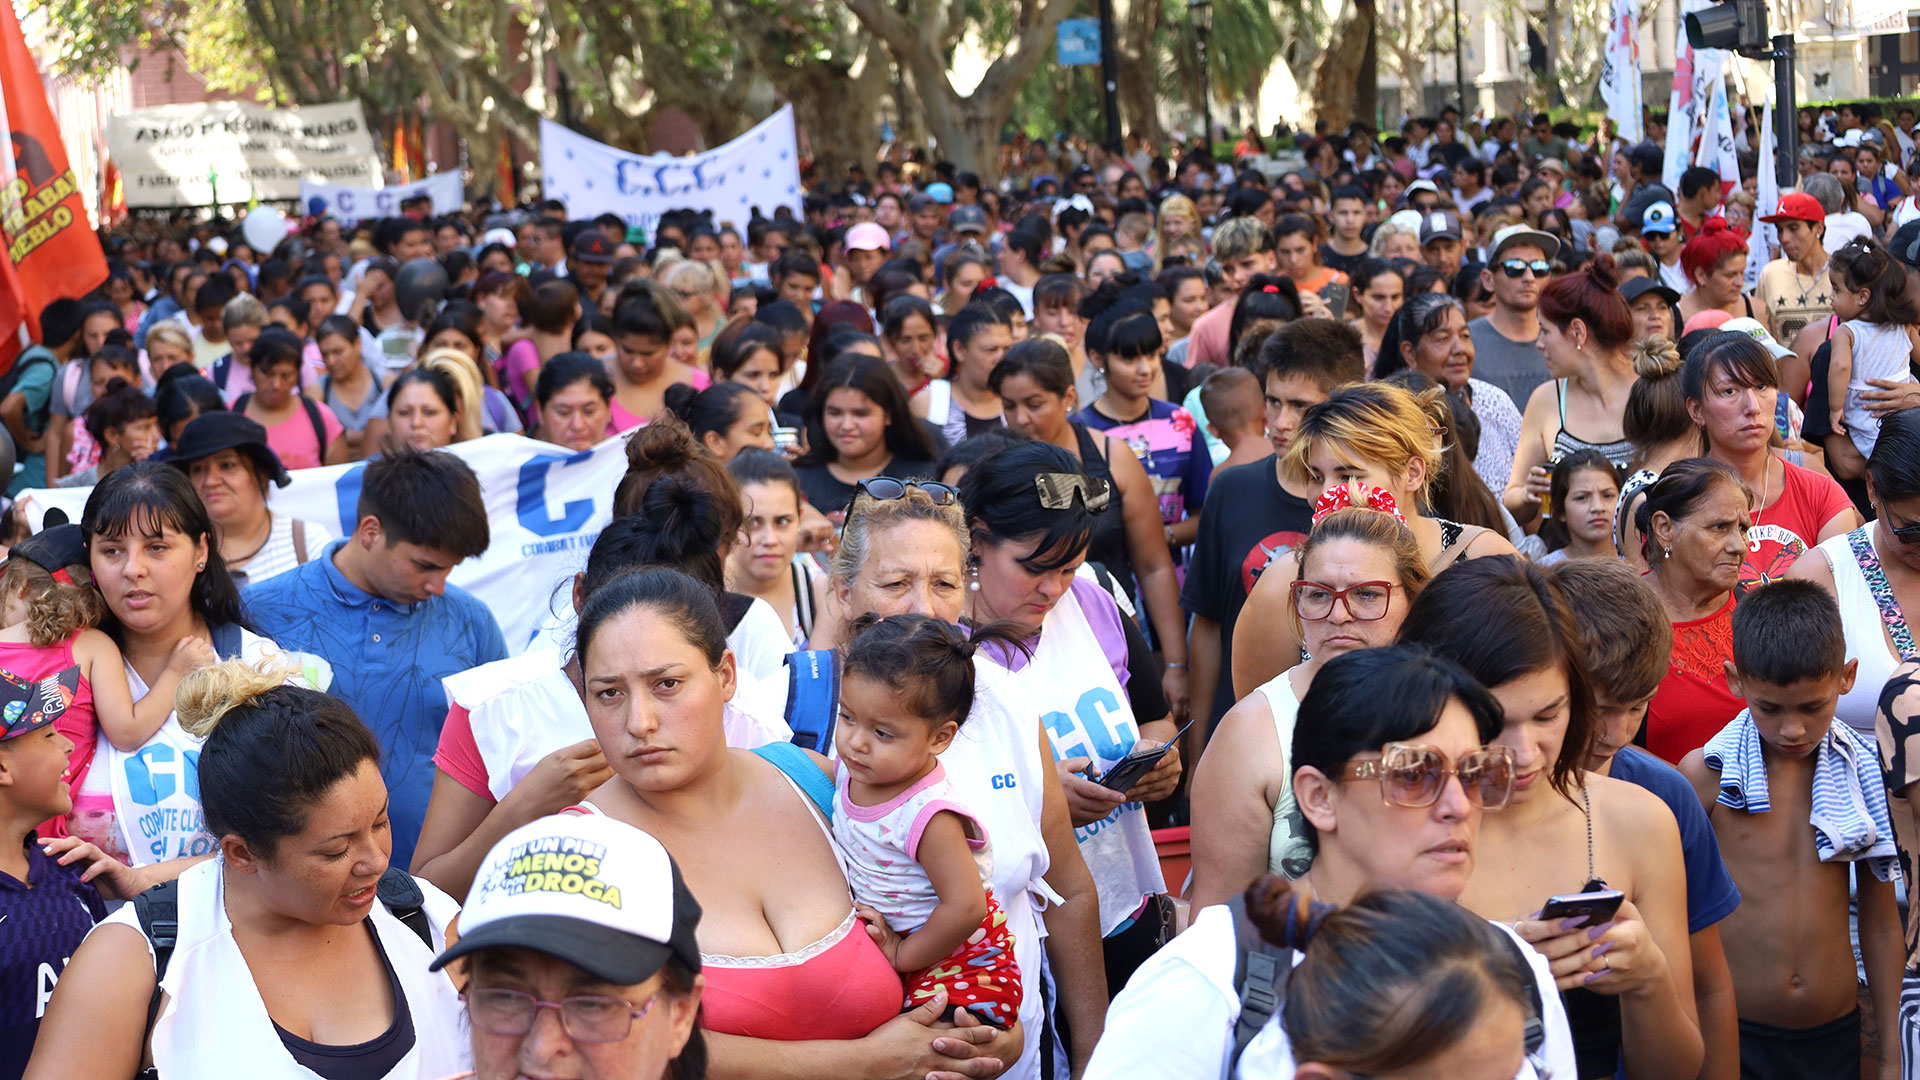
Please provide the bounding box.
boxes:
[0,0,106,374]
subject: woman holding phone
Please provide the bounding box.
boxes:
[1398,556,1703,1080]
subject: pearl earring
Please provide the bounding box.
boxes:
[1662,546,1671,559]
[969,566,981,592]
[196,562,206,571]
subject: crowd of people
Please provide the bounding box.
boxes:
[4,96,1920,1079]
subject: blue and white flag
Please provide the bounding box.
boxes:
[539,106,803,239]
[18,433,628,656]
[300,170,464,224]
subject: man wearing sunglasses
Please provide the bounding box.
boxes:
[1468,224,1560,406]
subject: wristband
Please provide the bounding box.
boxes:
[1165,661,1188,669]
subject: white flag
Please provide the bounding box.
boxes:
[1601,0,1643,143]
[1746,103,1777,292]
[1664,0,1721,190]
[1693,58,1739,197]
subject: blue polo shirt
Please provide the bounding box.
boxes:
[0,833,107,1080]
[244,541,507,868]
[1610,746,1742,934]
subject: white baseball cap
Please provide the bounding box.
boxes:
[1720,316,1795,360]
[1489,223,1562,263]
[432,814,702,985]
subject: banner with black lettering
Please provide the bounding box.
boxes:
[539,107,802,240]
[18,433,626,654]
[106,100,383,207]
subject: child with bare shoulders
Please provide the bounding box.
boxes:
[1679,580,1903,1080]
[1198,367,1269,480]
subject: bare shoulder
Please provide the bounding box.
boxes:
[1589,771,1683,843]
[1785,541,1837,587]
[1523,378,1558,417]
[1462,526,1518,558]
[1673,749,1720,810]
[1199,693,1284,787]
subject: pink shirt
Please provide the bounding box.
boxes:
[1184,300,1236,369]
[259,401,345,470]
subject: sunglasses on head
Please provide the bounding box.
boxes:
[1499,259,1552,279]
[1336,742,1516,809]
[1034,472,1112,512]
[854,477,958,506]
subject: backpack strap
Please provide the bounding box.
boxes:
[300,396,329,457]
[783,648,840,755]
[133,880,181,1037]
[1226,892,1293,1073]
[211,353,231,391]
[376,866,434,950]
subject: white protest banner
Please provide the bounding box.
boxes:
[301,171,464,225]
[19,433,627,655]
[106,100,382,207]
[1600,0,1643,144]
[1693,60,1740,196]
[1746,103,1778,292]
[539,106,803,240]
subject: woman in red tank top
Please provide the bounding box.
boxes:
[569,566,1023,1076]
[1639,458,1754,762]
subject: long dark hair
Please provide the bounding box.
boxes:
[82,461,249,643]
[959,439,1100,574]
[793,354,937,467]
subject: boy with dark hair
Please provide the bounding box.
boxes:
[1320,186,1371,277]
[1681,580,1902,1080]
[1181,317,1363,729]
[1197,366,1266,478]
[770,250,822,319]
[243,449,504,868]
[1552,559,1742,1080]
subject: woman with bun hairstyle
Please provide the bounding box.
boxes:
[27,657,465,1080]
[1233,380,1515,699]
[665,381,776,464]
[412,478,792,900]
[1616,336,1702,571]
[1507,255,1640,526]
[1684,331,1858,590]
[1088,645,1577,1079]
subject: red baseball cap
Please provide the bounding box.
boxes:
[1760,191,1823,225]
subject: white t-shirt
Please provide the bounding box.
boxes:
[226,513,335,588]
[1002,280,1036,319]
[1084,902,1578,1080]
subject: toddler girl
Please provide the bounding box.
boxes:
[834,613,1024,1028]
[0,524,212,853]
[1827,237,1920,457]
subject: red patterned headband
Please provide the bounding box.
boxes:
[1313,483,1407,527]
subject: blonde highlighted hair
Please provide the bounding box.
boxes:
[1281,381,1449,510]
[176,655,305,739]
[417,347,486,442]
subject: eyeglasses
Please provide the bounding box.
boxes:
[1880,502,1920,545]
[464,987,658,1043]
[854,477,958,506]
[1034,472,1112,511]
[1499,259,1553,279]
[1289,579,1396,621]
[1336,742,1516,809]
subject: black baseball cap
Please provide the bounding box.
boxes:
[1620,275,1682,307]
[572,231,617,264]
[1890,219,1920,271]
[10,524,87,577]
[167,412,292,488]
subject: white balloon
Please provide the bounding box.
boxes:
[241,206,290,253]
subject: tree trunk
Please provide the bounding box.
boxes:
[1357,0,1380,128]
[1308,0,1374,129]
[1115,0,1164,144]
[787,42,890,182]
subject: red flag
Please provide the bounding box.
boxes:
[0,0,106,374]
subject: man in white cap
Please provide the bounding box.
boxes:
[1469,223,1561,406]
[433,815,706,1080]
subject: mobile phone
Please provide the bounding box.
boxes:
[1539,888,1625,925]
[1096,718,1197,792]
[1320,281,1350,320]
[773,426,801,453]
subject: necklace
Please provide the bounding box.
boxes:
[1787,259,1827,307]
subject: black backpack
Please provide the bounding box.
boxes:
[234,391,332,461]
[1225,892,1548,1072]
[131,866,432,1036]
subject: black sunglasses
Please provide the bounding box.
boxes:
[854,477,958,506]
[1499,259,1553,279]
[1882,501,1920,545]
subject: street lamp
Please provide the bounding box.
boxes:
[1189,0,1213,153]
